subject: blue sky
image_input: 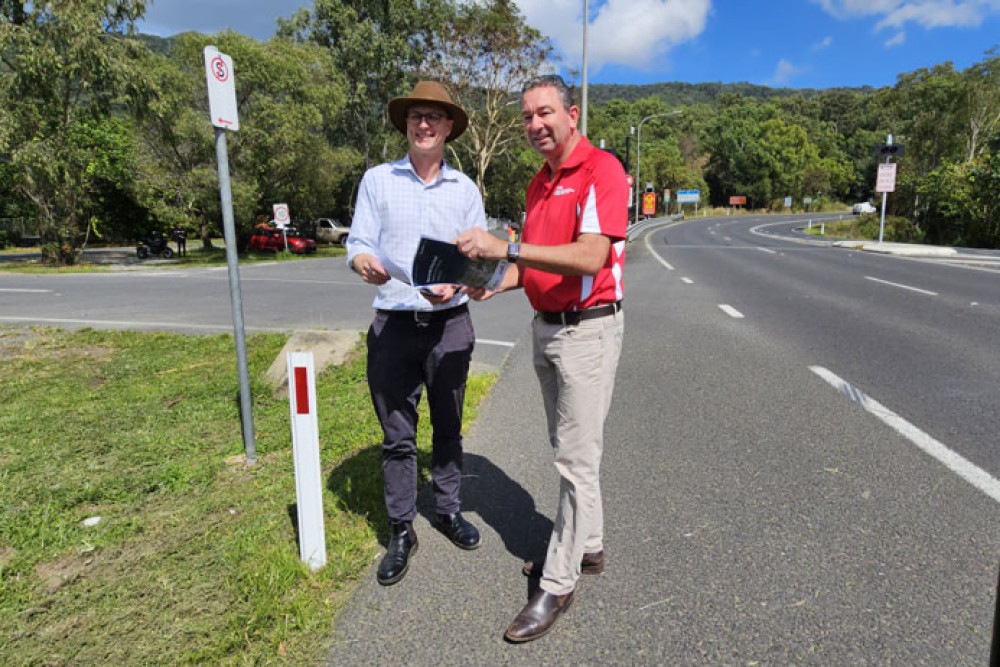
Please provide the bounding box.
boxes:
[138,0,1000,89]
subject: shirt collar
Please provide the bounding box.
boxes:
[546,135,594,178]
[392,154,460,184]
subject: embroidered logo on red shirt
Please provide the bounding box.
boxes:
[554,185,575,196]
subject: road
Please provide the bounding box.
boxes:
[0,253,533,372]
[2,215,998,662]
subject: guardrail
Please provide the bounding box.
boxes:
[626,214,683,242]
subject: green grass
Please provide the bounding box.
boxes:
[803,214,927,244]
[0,326,496,664]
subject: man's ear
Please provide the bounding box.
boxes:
[568,105,580,129]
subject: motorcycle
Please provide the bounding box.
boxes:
[136,232,174,259]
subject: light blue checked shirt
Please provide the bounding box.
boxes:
[346,155,487,311]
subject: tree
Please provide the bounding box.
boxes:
[961,50,1000,162]
[278,0,451,170]
[1,0,148,264]
[135,31,358,248]
[425,0,551,203]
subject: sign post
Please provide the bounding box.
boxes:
[273,203,290,251]
[287,352,327,571]
[677,189,700,216]
[205,45,256,465]
[642,192,657,217]
[875,136,904,243]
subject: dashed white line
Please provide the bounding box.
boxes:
[864,276,938,296]
[681,277,694,284]
[0,288,53,293]
[757,247,777,254]
[809,365,1000,505]
[718,304,744,319]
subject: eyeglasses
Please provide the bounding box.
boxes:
[406,111,447,126]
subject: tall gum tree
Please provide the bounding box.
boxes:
[424,0,551,205]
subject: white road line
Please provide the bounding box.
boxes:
[809,365,1000,505]
[864,276,938,296]
[719,304,744,319]
[476,338,516,348]
[0,288,53,293]
[757,247,777,254]
[681,277,694,284]
[643,232,674,270]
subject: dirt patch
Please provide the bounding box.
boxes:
[35,551,94,593]
[0,327,113,362]
[0,546,16,569]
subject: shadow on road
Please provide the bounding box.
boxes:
[420,452,553,565]
[325,442,552,563]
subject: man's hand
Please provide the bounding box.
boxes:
[460,285,497,301]
[455,227,506,261]
[420,284,458,305]
[352,253,390,285]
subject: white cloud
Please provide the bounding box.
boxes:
[812,0,1000,31]
[884,31,907,47]
[769,58,807,85]
[811,36,834,50]
[515,0,712,71]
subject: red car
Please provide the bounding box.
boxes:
[247,227,316,254]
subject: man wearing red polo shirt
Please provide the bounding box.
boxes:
[456,74,628,642]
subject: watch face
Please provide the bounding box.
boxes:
[507,243,519,262]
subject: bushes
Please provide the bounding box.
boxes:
[856,214,926,243]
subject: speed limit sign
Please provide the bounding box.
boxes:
[273,203,290,228]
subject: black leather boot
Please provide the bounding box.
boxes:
[434,512,482,550]
[377,520,418,586]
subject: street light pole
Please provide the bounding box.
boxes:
[581,0,588,137]
[635,110,682,225]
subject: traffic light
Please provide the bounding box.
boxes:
[875,143,905,157]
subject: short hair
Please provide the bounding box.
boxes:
[521,75,575,111]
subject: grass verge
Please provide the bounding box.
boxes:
[0,326,496,664]
[0,244,346,273]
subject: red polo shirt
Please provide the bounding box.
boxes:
[521,137,629,312]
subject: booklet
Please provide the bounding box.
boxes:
[394,236,507,291]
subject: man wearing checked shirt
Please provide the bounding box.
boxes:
[346,81,486,586]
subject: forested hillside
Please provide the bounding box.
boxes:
[1,2,997,265]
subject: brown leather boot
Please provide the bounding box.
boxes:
[522,550,605,578]
[504,588,575,643]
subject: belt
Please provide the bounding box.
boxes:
[535,301,621,326]
[377,303,468,324]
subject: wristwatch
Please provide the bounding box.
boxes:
[506,242,520,263]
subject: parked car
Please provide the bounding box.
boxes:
[247,226,316,254]
[315,218,350,245]
[852,202,877,214]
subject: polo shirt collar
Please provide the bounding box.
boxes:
[547,135,594,178]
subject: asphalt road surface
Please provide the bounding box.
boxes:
[0,253,533,372]
[2,216,998,663]
[323,214,998,664]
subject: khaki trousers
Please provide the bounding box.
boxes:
[532,308,624,595]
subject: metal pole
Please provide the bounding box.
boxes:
[878,133,892,244]
[214,128,257,464]
[635,119,643,226]
[581,0,588,137]
[635,110,683,225]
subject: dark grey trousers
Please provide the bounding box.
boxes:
[366,307,475,522]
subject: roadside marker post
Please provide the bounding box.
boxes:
[205,45,255,465]
[287,352,327,571]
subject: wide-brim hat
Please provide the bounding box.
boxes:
[388,81,468,143]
